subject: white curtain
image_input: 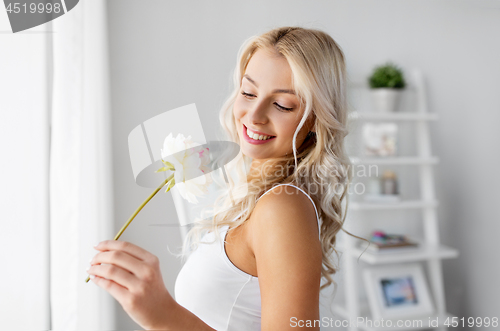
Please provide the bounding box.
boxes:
[0,16,51,331]
[50,0,116,330]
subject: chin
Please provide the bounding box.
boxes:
[240,147,266,160]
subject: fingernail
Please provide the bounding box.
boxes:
[90,275,95,279]
[93,242,100,248]
[86,267,90,272]
[89,258,92,264]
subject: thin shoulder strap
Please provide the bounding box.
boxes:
[257,183,321,240]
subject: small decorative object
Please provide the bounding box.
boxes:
[363,171,400,203]
[368,62,406,112]
[363,177,394,202]
[363,123,398,156]
[361,230,419,253]
[381,170,398,195]
[363,263,434,320]
[84,133,212,283]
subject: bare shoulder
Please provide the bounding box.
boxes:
[247,184,322,271]
[249,185,320,242]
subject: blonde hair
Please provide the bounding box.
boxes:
[181,26,355,292]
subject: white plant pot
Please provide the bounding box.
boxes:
[370,88,402,112]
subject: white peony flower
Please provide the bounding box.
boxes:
[160,133,212,204]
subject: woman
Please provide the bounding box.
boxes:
[88,26,352,330]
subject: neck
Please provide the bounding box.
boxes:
[248,159,266,182]
[247,158,295,184]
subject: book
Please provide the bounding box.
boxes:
[366,241,419,251]
[360,230,419,253]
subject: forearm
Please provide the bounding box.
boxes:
[149,299,216,331]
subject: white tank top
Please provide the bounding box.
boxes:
[174,183,321,331]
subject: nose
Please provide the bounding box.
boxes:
[247,100,269,125]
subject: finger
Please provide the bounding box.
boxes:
[94,240,153,262]
[90,275,130,305]
[88,263,140,291]
[91,250,149,279]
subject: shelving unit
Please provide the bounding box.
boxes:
[350,199,439,211]
[350,156,439,165]
[348,244,458,265]
[349,112,439,121]
[334,70,458,331]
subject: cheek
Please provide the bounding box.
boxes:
[233,96,245,120]
[279,118,307,142]
[278,120,297,139]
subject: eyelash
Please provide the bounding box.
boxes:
[241,91,294,112]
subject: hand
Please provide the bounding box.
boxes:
[88,240,174,330]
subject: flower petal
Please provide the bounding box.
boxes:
[184,153,201,170]
[176,182,199,204]
[184,168,205,184]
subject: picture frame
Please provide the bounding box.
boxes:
[363,263,434,320]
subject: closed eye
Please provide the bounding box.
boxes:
[241,91,294,112]
[241,91,255,98]
[274,102,293,112]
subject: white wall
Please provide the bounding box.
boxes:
[107,1,500,329]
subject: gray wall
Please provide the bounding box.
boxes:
[107,0,500,329]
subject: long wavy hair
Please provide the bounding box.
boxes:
[180,26,356,291]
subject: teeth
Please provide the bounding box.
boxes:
[247,128,273,141]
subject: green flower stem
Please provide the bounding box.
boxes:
[85,173,175,283]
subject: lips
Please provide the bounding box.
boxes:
[242,124,276,145]
[244,125,275,139]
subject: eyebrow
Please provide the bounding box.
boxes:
[243,74,296,95]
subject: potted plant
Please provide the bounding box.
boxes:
[368,62,406,112]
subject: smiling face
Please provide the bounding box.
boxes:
[233,47,314,161]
